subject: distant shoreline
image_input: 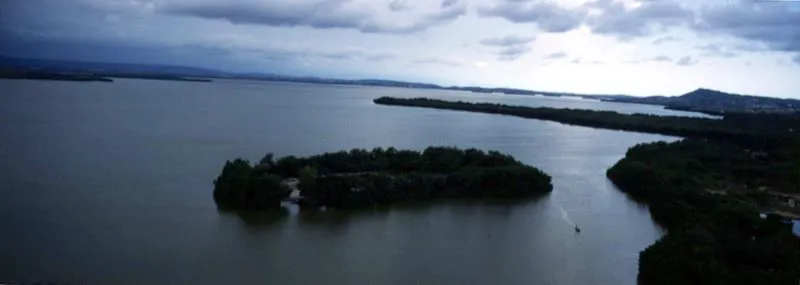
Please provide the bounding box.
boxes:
[0,70,212,83]
[0,72,113,82]
[372,97,791,141]
[107,74,212,82]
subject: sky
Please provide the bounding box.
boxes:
[1,0,799,97]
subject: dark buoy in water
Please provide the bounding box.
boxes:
[574,224,581,233]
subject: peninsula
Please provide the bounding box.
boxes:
[373,97,796,141]
[375,96,800,285]
[608,139,800,284]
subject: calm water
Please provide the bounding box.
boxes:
[0,79,684,285]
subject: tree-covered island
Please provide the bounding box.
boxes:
[214,146,552,211]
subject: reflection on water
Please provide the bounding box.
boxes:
[0,79,683,285]
[223,193,552,234]
[218,208,291,230]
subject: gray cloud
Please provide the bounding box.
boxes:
[694,3,799,58]
[270,48,390,62]
[421,1,468,24]
[567,57,602,65]
[585,0,694,39]
[367,53,397,61]
[652,36,679,45]
[730,42,768,52]
[480,35,535,47]
[202,40,396,63]
[477,0,587,32]
[544,52,567,59]
[389,0,410,11]
[497,45,532,61]
[164,1,362,28]
[696,43,738,58]
[164,0,467,34]
[480,34,533,61]
[794,55,800,65]
[442,0,459,8]
[652,55,672,62]
[318,50,364,60]
[413,58,461,67]
[697,43,721,53]
[676,56,698,66]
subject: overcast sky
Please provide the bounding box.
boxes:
[1,0,799,97]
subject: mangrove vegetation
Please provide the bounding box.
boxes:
[608,139,800,285]
[213,146,552,210]
[373,97,798,142]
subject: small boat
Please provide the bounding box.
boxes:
[574,225,581,233]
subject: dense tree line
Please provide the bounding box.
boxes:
[213,159,288,210]
[607,139,800,285]
[374,97,799,143]
[213,147,552,210]
[262,146,523,177]
[299,165,551,209]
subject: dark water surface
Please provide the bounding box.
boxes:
[0,79,683,285]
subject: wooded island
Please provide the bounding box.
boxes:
[214,147,552,211]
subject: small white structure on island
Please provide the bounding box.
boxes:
[282,178,303,202]
[282,178,300,190]
[289,189,302,199]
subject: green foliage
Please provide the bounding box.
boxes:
[374,97,799,142]
[213,159,288,210]
[298,165,318,194]
[295,165,550,210]
[214,147,552,211]
[273,155,302,177]
[607,139,800,284]
[259,153,276,168]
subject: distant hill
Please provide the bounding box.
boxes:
[607,88,800,115]
[0,56,636,98]
[0,56,227,77]
[0,56,443,87]
[0,56,647,99]
[679,88,736,101]
[3,56,794,114]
